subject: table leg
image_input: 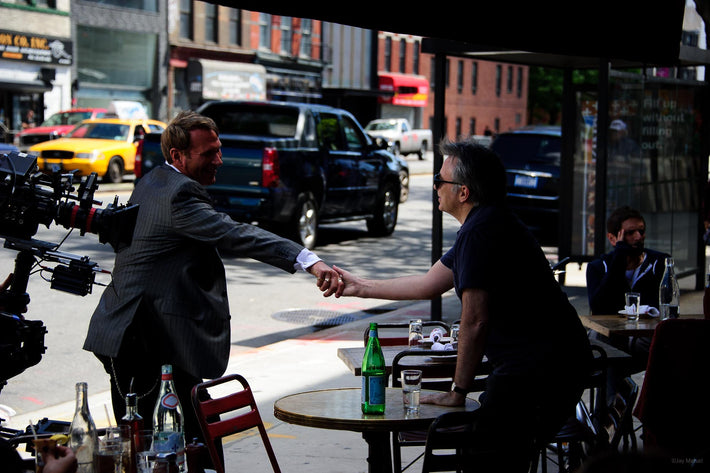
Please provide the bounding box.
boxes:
[362,431,393,473]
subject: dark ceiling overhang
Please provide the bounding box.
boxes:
[217,0,691,67]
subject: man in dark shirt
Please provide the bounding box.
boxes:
[587,206,670,376]
[332,139,592,473]
[587,206,669,315]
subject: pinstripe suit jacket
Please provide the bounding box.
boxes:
[83,165,304,379]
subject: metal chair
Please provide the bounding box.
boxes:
[390,348,490,472]
[530,345,608,473]
[421,410,489,473]
[363,321,450,347]
[191,374,281,473]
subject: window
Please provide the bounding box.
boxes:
[495,65,502,97]
[471,61,478,94]
[229,9,240,45]
[517,67,523,98]
[445,59,450,88]
[259,13,271,50]
[469,118,476,136]
[343,116,365,151]
[205,3,218,43]
[399,39,406,73]
[179,0,193,40]
[384,37,392,72]
[455,117,461,139]
[507,66,513,93]
[300,18,312,57]
[457,60,464,94]
[280,17,292,54]
[413,40,420,74]
[82,0,157,11]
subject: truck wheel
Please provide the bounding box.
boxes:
[367,181,399,236]
[390,143,400,156]
[104,156,124,183]
[292,192,318,250]
[417,141,427,160]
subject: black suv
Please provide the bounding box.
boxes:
[490,125,561,245]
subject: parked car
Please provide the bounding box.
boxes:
[364,118,432,159]
[13,108,108,151]
[185,100,403,249]
[490,125,561,245]
[29,118,167,183]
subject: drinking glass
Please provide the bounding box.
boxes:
[135,430,157,473]
[408,319,423,347]
[98,426,129,473]
[625,292,641,321]
[402,369,422,413]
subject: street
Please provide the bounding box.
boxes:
[0,161,461,425]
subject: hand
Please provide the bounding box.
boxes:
[40,445,77,473]
[331,265,363,298]
[420,391,466,407]
[309,261,345,297]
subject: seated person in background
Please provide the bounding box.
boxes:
[586,206,670,375]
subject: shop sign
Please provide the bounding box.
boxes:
[0,29,73,65]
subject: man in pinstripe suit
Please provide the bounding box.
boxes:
[83,110,343,443]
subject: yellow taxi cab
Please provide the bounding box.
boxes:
[29,118,167,183]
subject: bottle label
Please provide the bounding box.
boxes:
[160,393,180,409]
[154,431,184,452]
[362,375,386,405]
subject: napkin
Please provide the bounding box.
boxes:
[623,305,660,316]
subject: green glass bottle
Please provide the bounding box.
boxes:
[362,322,386,414]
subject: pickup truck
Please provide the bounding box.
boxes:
[138,101,406,249]
[364,118,432,159]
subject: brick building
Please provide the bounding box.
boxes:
[377,32,528,140]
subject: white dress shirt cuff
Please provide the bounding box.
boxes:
[294,248,322,272]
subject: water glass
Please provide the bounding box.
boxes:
[98,426,129,473]
[625,292,641,321]
[450,323,460,341]
[402,369,422,413]
[408,319,423,347]
[135,430,157,473]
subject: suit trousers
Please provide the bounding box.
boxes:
[94,318,208,450]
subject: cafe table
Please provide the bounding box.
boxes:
[579,313,704,338]
[274,387,479,473]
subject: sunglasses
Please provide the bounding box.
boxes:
[433,173,462,190]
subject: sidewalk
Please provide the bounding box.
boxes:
[9,262,705,472]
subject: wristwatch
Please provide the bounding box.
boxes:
[451,382,469,396]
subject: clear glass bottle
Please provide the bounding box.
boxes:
[69,382,98,473]
[152,365,185,472]
[659,257,680,319]
[120,392,144,473]
[361,322,386,414]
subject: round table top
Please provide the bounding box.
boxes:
[274,387,480,433]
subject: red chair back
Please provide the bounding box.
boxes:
[191,374,281,473]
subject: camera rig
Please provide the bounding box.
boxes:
[0,150,138,391]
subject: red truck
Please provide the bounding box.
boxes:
[14,108,107,151]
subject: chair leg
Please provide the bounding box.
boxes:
[391,432,402,473]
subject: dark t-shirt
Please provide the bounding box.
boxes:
[440,205,591,376]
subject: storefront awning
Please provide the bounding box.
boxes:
[0,80,50,93]
[378,73,428,107]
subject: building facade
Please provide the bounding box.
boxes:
[0,0,72,140]
[168,4,324,117]
[71,0,168,120]
[375,32,528,140]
